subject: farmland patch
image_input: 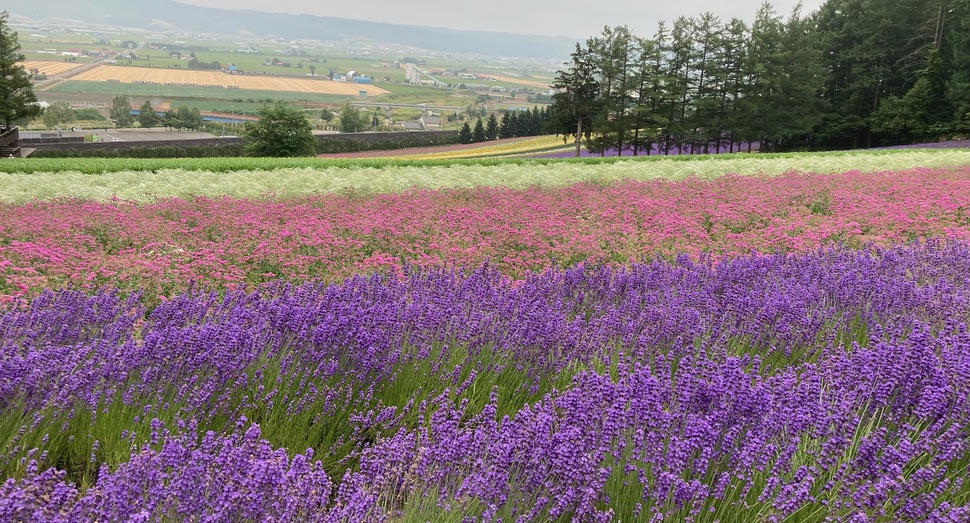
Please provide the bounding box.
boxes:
[20,60,86,77]
[68,65,390,96]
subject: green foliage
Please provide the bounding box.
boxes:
[472,118,486,142]
[498,112,514,139]
[30,143,246,159]
[485,114,499,141]
[244,101,317,157]
[338,102,367,133]
[543,1,970,151]
[26,131,461,159]
[550,43,601,155]
[40,100,75,129]
[108,95,134,128]
[871,49,952,143]
[814,0,951,148]
[313,132,459,154]
[0,11,42,127]
[458,121,473,144]
[163,105,203,131]
[73,108,105,121]
[138,100,161,129]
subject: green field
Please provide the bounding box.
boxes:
[48,80,356,104]
[21,24,553,134]
[1,149,968,203]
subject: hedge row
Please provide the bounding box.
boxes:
[29,132,460,159]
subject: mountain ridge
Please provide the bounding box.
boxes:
[10,0,577,60]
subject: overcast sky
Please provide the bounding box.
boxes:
[176,0,828,39]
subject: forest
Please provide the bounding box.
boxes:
[550,0,970,154]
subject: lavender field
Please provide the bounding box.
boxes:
[3,241,969,522]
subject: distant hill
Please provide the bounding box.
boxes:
[10,0,576,60]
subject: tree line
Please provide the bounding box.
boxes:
[459,107,553,144]
[550,0,970,155]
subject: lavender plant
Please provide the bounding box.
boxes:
[2,241,969,521]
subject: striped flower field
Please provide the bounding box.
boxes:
[2,152,970,522]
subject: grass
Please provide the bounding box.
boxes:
[47,80,360,104]
[0,148,968,203]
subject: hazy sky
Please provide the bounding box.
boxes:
[176,0,828,39]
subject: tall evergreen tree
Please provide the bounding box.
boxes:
[549,43,601,156]
[484,113,499,140]
[768,4,827,151]
[665,17,697,154]
[871,48,952,142]
[743,3,786,151]
[0,11,42,128]
[691,13,727,153]
[720,18,750,153]
[949,0,970,130]
[814,0,928,147]
[472,118,486,142]
[457,121,473,144]
[499,112,515,139]
[586,26,636,155]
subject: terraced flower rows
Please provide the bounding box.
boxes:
[2,153,970,521]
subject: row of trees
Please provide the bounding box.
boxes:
[550,0,970,155]
[107,96,205,130]
[29,97,208,131]
[458,107,554,144]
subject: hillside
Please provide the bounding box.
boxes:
[9,0,576,59]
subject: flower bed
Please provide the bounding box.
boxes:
[2,243,969,521]
[2,166,970,299]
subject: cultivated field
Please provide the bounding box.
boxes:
[481,73,552,89]
[20,60,86,76]
[68,65,390,96]
[3,148,969,201]
[3,150,970,522]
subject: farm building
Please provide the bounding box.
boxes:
[419,116,442,130]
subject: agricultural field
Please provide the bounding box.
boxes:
[20,60,86,77]
[67,65,390,96]
[17,23,555,136]
[48,80,354,105]
[2,145,970,522]
[315,135,575,159]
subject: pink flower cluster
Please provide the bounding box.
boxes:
[2,166,970,298]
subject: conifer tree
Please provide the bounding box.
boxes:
[0,11,42,128]
[472,118,486,142]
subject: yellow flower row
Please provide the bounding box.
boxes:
[396,135,570,160]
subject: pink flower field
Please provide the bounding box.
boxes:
[2,165,970,299]
[5,162,970,522]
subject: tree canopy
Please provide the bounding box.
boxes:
[550,0,970,152]
[108,96,135,128]
[138,100,161,129]
[338,102,367,133]
[41,100,74,130]
[244,101,317,157]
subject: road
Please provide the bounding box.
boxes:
[350,101,462,112]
